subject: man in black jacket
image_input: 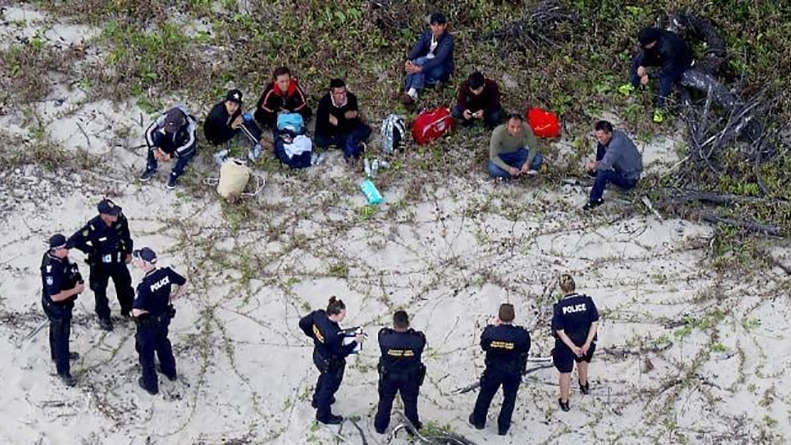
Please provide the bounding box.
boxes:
[315,79,372,162]
[203,89,264,163]
[620,27,693,123]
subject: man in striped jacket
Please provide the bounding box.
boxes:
[140,105,198,189]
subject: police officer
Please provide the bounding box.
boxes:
[551,274,599,411]
[298,296,365,424]
[66,199,134,331]
[130,247,188,395]
[469,303,531,436]
[41,234,85,387]
[374,310,426,434]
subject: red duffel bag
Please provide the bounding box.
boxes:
[412,107,455,145]
[527,107,560,138]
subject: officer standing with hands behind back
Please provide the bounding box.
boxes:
[67,199,134,332]
[469,303,531,436]
[299,296,365,425]
[41,234,86,387]
[130,247,188,395]
[374,310,427,434]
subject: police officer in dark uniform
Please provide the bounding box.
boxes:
[299,296,365,424]
[469,303,531,436]
[66,199,134,331]
[374,310,426,434]
[552,274,599,411]
[130,247,188,395]
[41,234,85,387]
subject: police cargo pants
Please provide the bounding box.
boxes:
[43,301,73,376]
[90,262,134,320]
[471,369,522,433]
[374,372,421,432]
[136,317,176,393]
[313,357,345,421]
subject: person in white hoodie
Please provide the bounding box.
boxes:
[140,106,198,189]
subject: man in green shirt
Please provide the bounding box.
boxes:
[488,113,544,179]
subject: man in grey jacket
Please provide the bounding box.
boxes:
[584,121,643,210]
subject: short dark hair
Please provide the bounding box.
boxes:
[273,66,291,79]
[507,113,523,123]
[594,120,613,133]
[498,303,515,323]
[329,78,346,90]
[326,296,346,315]
[393,310,410,329]
[468,71,485,90]
[429,12,447,25]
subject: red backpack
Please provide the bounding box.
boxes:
[527,107,561,138]
[412,107,455,145]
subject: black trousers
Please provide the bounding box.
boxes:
[43,301,73,376]
[312,351,345,421]
[374,371,421,432]
[89,261,133,320]
[136,316,175,393]
[470,368,522,433]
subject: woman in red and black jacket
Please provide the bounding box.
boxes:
[254,66,312,128]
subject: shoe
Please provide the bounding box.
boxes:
[498,429,508,436]
[58,373,76,387]
[166,175,178,189]
[138,377,158,395]
[579,380,590,394]
[618,84,635,97]
[68,352,80,360]
[398,92,414,105]
[139,168,156,182]
[213,149,230,166]
[98,318,113,331]
[248,144,262,162]
[317,414,343,425]
[156,365,177,381]
[468,414,484,430]
[558,398,571,412]
[311,153,325,166]
[653,109,665,123]
[583,199,604,211]
[375,427,386,434]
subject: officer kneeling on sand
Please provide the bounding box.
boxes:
[552,274,599,411]
[469,303,531,436]
[41,234,86,387]
[374,310,427,434]
[130,248,188,395]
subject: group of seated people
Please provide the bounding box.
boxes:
[140,12,662,209]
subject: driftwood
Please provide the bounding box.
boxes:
[702,215,781,236]
[482,0,578,59]
[388,412,478,445]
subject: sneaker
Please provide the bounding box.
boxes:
[653,109,665,123]
[317,414,343,425]
[213,149,230,166]
[579,380,590,395]
[68,352,80,360]
[248,144,262,162]
[156,365,177,381]
[138,377,158,395]
[558,398,571,412]
[139,168,156,182]
[583,199,604,211]
[618,84,635,97]
[167,175,178,190]
[398,92,414,105]
[311,153,325,166]
[468,414,484,430]
[98,318,113,331]
[59,373,76,387]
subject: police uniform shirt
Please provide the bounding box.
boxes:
[378,328,426,375]
[41,253,70,305]
[481,324,531,372]
[552,293,599,346]
[67,215,133,264]
[132,267,186,316]
[300,310,357,360]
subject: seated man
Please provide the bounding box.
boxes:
[315,79,372,162]
[452,71,503,129]
[140,106,198,189]
[203,89,264,163]
[488,113,543,179]
[619,27,693,123]
[254,67,312,129]
[398,13,454,106]
[583,120,643,210]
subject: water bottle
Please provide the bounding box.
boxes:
[364,158,372,178]
[360,178,383,205]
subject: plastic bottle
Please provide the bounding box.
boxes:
[360,178,383,205]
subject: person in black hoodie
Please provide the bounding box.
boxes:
[299,297,365,425]
[315,78,372,162]
[620,27,693,123]
[203,89,264,163]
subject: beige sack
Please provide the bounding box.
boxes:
[217,159,251,199]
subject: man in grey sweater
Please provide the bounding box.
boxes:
[488,113,543,179]
[584,121,643,210]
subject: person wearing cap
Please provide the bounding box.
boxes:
[130,247,188,395]
[452,71,503,129]
[140,105,199,189]
[41,234,86,387]
[551,274,599,412]
[254,66,312,129]
[66,199,134,331]
[315,78,372,162]
[203,89,266,163]
[618,26,693,123]
[469,303,531,436]
[398,12,455,107]
[583,120,643,211]
[373,310,426,434]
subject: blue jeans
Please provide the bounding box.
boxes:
[629,56,689,109]
[405,57,449,92]
[452,105,503,129]
[590,169,638,202]
[146,147,196,180]
[315,122,372,160]
[487,149,543,178]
